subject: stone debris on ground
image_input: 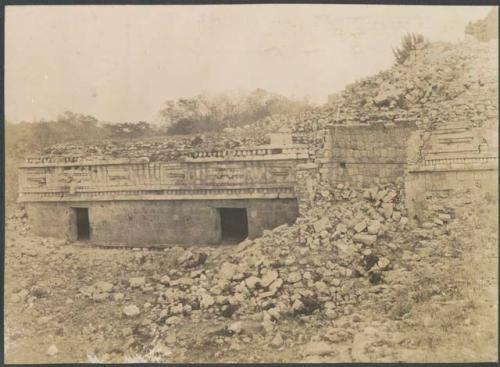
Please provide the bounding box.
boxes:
[67,184,413,329]
[123,305,141,317]
[47,345,59,357]
[4,11,498,363]
[4,185,498,363]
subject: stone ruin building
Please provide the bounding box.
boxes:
[18,119,498,247]
[17,15,499,247]
[18,132,304,246]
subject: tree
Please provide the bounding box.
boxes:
[158,89,312,135]
[102,121,158,139]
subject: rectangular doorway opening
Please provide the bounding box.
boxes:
[219,208,248,244]
[74,207,90,241]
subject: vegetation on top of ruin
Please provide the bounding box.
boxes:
[392,33,429,65]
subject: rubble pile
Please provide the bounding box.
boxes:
[76,183,436,338]
[34,132,270,163]
[233,38,497,135]
[322,39,498,130]
[230,110,325,134]
[7,182,497,363]
[31,126,325,164]
[7,205,31,236]
[54,181,463,362]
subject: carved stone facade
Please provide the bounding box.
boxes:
[20,144,308,245]
[406,124,498,217]
[19,145,309,203]
[20,122,498,245]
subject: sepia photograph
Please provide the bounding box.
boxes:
[3,3,499,364]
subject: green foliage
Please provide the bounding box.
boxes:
[392,33,428,65]
[159,89,312,135]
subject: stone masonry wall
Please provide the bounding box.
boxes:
[320,122,416,189]
[405,167,498,219]
[25,198,299,246]
[465,8,498,42]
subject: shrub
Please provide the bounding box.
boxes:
[393,33,428,65]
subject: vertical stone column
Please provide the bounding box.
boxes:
[295,162,320,215]
[404,128,429,219]
[316,128,334,189]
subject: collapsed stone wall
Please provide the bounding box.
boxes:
[19,13,499,228]
[30,128,324,166]
[229,25,499,221]
[230,35,497,139]
[291,123,416,214]
[465,8,498,42]
[319,25,497,219]
[322,38,498,132]
[33,131,271,163]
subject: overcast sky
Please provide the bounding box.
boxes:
[5,5,493,123]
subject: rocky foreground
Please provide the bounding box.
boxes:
[4,186,498,363]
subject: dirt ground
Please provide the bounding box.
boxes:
[4,192,498,363]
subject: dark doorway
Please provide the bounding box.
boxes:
[219,208,248,243]
[74,207,90,241]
